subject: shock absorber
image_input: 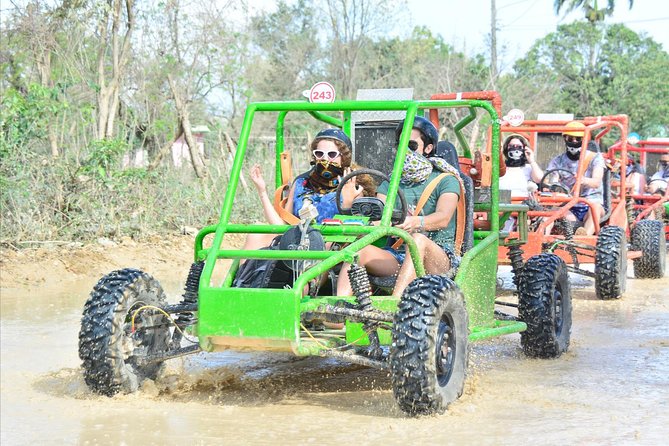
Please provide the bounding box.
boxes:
[558,218,579,267]
[507,245,524,289]
[348,263,372,310]
[173,261,204,334]
[183,261,204,305]
[348,263,382,359]
[626,197,636,230]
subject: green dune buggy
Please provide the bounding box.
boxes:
[78,98,572,416]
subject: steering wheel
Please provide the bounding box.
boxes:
[335,168,408,225]
[539,168,576,195]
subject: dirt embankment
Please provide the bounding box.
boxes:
[0,233,244,294]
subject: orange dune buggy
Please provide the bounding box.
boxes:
[496,115,665,299]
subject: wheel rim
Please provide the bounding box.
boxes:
[436,313,456,386]
[124,301,168,366]
[553,285,563,337]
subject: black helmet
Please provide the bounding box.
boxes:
[313,128,352,151]
[395,116,439,148]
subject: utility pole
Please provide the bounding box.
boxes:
[490,0,498,88]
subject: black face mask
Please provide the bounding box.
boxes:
[307,160,344,193]
[505,146,526,167]
[565,140,582,161]
[504,144,527,167]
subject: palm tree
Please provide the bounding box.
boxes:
[554,0,634,23]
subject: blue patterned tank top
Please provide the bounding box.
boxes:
[292,177,339,224]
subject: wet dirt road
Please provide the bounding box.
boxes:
[1,264,668,445]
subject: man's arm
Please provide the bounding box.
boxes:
[581,166,604,188]
[420,175,460,231]
[581,155,605,189]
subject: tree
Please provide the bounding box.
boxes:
[513,22,669,136]
[249,0,322,100]
[553,0,634,24]
[95,0,135,140]
[2,1,85,157]
[147,0,243,178]
[324,0,404,99]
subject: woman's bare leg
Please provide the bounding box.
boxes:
[582,202,605,236]
[239,233,277,265]
[241,233,277,252]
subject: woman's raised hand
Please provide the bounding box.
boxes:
[525,147,536,164]
[250,163,267,192]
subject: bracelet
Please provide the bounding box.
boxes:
[419,215,425,229]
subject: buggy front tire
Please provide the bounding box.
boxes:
[78,268,170,396]
[390,275,469,416]
[632,219,666,279]
[595,226,627,299]
[518,253,572,358]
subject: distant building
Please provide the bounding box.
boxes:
[122,148,149,168]
[172,125,210,167]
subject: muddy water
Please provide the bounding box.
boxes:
[1,266,668,445]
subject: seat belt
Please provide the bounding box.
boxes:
[571,151,596,194]
[273,151,301,225]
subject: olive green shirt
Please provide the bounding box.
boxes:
[378,171,460,247]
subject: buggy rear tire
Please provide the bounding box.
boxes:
[518,253,572,358]
[595,226,627,299]
[78,268,170,396]
[390,275,469,416]
[632,219,666,279]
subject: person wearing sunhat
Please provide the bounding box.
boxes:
[499,134,544,198]
[545,121,606,235]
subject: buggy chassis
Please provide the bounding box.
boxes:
[608,139,669,232]
[195,100,520,353]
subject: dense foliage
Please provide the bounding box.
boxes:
[514,22,669,136]
[1,0,666,244]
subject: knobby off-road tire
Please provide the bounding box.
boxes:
[518,253,572,358]
[595,226,627,300]
[390,275,469,416]
[78,268,170,396]
[632,219,666,279]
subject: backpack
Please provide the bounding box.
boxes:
[232,237,293,289]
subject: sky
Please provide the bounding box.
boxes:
[407,0,669,67]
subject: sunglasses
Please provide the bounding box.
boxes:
[313,149,341,161]
[508,144,524,150]
[565,136,583,143]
